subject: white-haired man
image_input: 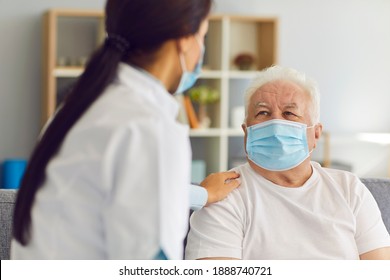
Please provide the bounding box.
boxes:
[185,65,390,260]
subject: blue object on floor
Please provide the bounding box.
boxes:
[1,159,27,189]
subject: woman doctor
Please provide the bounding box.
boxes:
[11,0,239,259]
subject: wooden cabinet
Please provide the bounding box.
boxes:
[42,10,278,178]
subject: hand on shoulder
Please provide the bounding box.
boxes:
[200,171,240,206]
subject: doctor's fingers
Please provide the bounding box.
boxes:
[221,171,240,180]
[200,171,239,189]
[225,178,240,189]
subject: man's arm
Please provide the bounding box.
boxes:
[352,179,390,258]
[360,247,390,260]
[185,188,244,260]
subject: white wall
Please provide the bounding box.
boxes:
[213,0,390,133]
[1,0,389,176]
[0,0,105,160]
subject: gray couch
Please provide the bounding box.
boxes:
[1,189,16,260]
[1,178,390,260]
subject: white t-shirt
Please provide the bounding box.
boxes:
[185,162,390,260]
[12,63,191,260]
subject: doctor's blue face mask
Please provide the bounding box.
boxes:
[174,35,204,95]
[246,119,315,171]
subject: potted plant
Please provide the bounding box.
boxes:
[188,85,220,128]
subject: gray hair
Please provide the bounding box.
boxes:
[244,65,320,124]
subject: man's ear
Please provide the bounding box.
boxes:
[242,123,248,153]
[312,123,323,149]
[241,123,247,134]
[315,123,323,140]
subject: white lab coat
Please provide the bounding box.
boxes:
[11,63,191,259]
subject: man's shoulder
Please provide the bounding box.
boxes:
[311,161,363,191]
[230,162,263,181]
[226,163,267,201]
[312,161,359,179]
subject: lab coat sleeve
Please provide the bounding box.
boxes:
[189,184,208,211]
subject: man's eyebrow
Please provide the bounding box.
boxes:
[283,103,299,109]
[255,102,270,108]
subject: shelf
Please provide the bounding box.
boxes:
[200,70,260,79]
[199,70,224,79]
[227,129,245,137]
[49,9,103,18]
[53,68,228,79]
[189,128,245,138]
[189,128,223,137]
[53,67,84,77]
[228,71,259,79]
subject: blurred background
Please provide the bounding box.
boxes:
[0,0,389,183]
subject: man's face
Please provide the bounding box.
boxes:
[243,79,321,153]
[246,80,312,127]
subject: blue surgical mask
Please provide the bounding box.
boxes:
[174,36,204,95]
[246,119,315,171]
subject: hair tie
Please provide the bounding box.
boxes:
[106,34,131,54]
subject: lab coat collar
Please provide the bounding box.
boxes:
[117,63,179,119]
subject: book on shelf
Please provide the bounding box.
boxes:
[183,95,200,129]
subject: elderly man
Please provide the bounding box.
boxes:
[185,65,390,260]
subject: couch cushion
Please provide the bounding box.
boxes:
[361,178,390,234]
[0,189,17,260]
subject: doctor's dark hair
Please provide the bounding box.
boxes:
[13,0,212,245]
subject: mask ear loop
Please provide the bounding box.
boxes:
[306,123,318,154]
[195,35,203,49]
[179,52,187,73]
[194,34,205,62]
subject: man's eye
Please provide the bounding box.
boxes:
[256,111,269,116]
[284,111,296,116]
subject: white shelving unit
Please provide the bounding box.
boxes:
[42,10,278,176]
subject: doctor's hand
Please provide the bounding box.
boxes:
[200,171,240,206]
